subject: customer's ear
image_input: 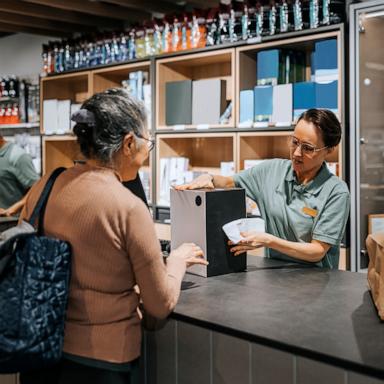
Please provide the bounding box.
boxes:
[122,133,135,157]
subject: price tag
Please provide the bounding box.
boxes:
[238,121,253,129]
[275,121,292,128]
[247,37,262,44]
[253,122,269,128]
[173,125,186,131]
[196,124,210,130]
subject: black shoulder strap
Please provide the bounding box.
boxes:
[29,167,66,234]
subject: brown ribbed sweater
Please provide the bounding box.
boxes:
[20,164,186,363]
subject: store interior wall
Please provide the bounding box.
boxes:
[0,33,52,79]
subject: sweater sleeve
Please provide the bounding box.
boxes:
[125,200,187,319]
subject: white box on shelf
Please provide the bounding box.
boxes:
[57,100,71,134]
[192,79,226,125]
[272,84,292,125]
[43,99,58,135]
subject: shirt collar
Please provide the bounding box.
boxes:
[285,162,332,196]
[0,142,11,157]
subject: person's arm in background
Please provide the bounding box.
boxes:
[0,194,28,217]
[174,173,235,190]
[13,153,39,193]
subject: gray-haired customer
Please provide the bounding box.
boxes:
[19,88,206,384]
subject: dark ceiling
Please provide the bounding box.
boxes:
[0,0,220,38]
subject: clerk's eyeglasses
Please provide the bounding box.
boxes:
[136,134,155,151]
[288,136,328,156]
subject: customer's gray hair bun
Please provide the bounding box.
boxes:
[71,109,96,126]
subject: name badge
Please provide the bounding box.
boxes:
[302,206,318,217]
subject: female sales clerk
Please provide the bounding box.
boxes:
[175,109,350,269]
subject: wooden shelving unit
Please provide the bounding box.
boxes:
[40,24,348,268]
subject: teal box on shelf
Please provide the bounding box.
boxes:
[257,49,280,86]
[254,85,273,123]
[315,80,338,113]
[165,80,192,125]
[239,90,254,125]
[170,189,246,277]
[293,82,316,120]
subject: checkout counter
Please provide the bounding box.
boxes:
[143,257,384,384]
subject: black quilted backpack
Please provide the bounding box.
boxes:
[0,167,71,373]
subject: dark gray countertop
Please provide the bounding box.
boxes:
[0,216,18,232]
[0,216,18,223]
[172,257,384,379]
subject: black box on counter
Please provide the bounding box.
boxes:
[170,189,246,277]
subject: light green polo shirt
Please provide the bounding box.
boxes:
[0,142,39,209]
[233,159,350,268]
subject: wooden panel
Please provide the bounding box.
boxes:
[156,133,235,205]
[237,132,340,174]
[92,61,150,94]
[238,132,291,170]
[158,135,235,168]
[43,137,83,175]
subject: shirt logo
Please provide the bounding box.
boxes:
[302,206,318,217]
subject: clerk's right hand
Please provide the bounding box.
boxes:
[173,174,214,191]
[170,243,208,268]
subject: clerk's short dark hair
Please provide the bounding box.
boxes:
[297,109,341,148]
[73,87,147,164]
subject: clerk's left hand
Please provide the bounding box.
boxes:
[229,231,271,256]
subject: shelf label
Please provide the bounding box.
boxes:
[238,121,253,129]
[173,125,186,131]
[196,124,210,130]
[253,122,269,128]
[275,121,292,128]
[247,37,262,44]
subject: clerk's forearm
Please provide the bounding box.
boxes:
[266,235,326,263]
[212,175,235,189]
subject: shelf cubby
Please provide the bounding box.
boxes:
[42,135,83,175]
[156,48,235,130]
[237,131,340,175]
[156,132,236,205]
[92,61,151,94]
[40,72,91,135]
[235,30,342,128]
